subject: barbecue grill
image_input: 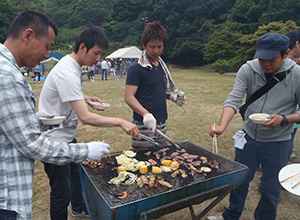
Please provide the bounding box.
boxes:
[80,140,248,220]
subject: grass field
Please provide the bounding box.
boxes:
[31,67,300,220]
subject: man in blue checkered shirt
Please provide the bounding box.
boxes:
[0,11,110,220]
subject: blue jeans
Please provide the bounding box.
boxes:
[223,133,290,220]
[102,69,108,80]
[0,209,17,220]
[43,138,87,220]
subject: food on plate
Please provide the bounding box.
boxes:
[89,101,110,110]
[252,116,264,120]
[90,101,110,106]
[151,166,162,174]
[249,113,270,124]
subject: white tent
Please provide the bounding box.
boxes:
[106,46,142,59]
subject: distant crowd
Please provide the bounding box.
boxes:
[81,58,135,82]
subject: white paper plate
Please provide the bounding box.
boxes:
[278,164,300,196]
[90,102,110,110]
[249,113,270,124]
[40,116,66,125]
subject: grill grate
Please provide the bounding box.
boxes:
[82,140,239,208]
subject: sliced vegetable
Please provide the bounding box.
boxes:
[123,150,137,158]
[115,154,131,165]
[160,166,172,172]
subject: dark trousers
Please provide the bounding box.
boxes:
[223,133,290,220]
[290,127,297,156]
[102,69,108,80]
[43,138,86,220]
[0,209,17,220]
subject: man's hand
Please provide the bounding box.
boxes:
[119,120,140,138]
[35,112,54,120]
[261,114,284,127]
[85,96,103,110]
[170,91,186,107]
[143,113,157,133]
[209,124,225,138]
[87,141,111,160]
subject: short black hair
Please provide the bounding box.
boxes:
[7,11,58,39]
[286,29,300,49]
[74,26,109,53]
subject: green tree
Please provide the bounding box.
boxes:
[0,0,17,43]
[205,20,299,73]
[67,0,110,28]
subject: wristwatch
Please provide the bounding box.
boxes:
[280,115,289,127]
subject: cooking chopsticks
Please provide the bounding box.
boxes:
[212,123,218,153]
[292,181,300,189]
[280,171,300,183]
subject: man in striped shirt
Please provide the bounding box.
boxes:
[0,11,110,220]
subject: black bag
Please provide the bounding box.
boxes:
[239,67,293,121]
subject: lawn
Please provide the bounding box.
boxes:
[31,67,300,220]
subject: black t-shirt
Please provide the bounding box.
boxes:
[126,61,167,122]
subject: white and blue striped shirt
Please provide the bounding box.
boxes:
[0,44,88,220]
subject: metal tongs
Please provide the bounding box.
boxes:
[140,133,165,147]
[156,129,181,150]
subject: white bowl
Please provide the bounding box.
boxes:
[249,113,270,124]
[40,116,66,125]
[90,102,110,110]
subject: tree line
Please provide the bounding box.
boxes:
[1,0,300,72]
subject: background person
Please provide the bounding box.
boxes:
[208,33,300,220]
[101,59,109,80]
[38,26,140,220]
[125,21,186,148]
[0,10,109,220]
[286,29,300,163]
[33,63,41,83]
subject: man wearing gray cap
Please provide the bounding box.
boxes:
[208,33,300,220]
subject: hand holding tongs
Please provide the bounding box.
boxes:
[140,133,165,147]
[212,123,218,153]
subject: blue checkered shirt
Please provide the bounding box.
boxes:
[0,44,88,220]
